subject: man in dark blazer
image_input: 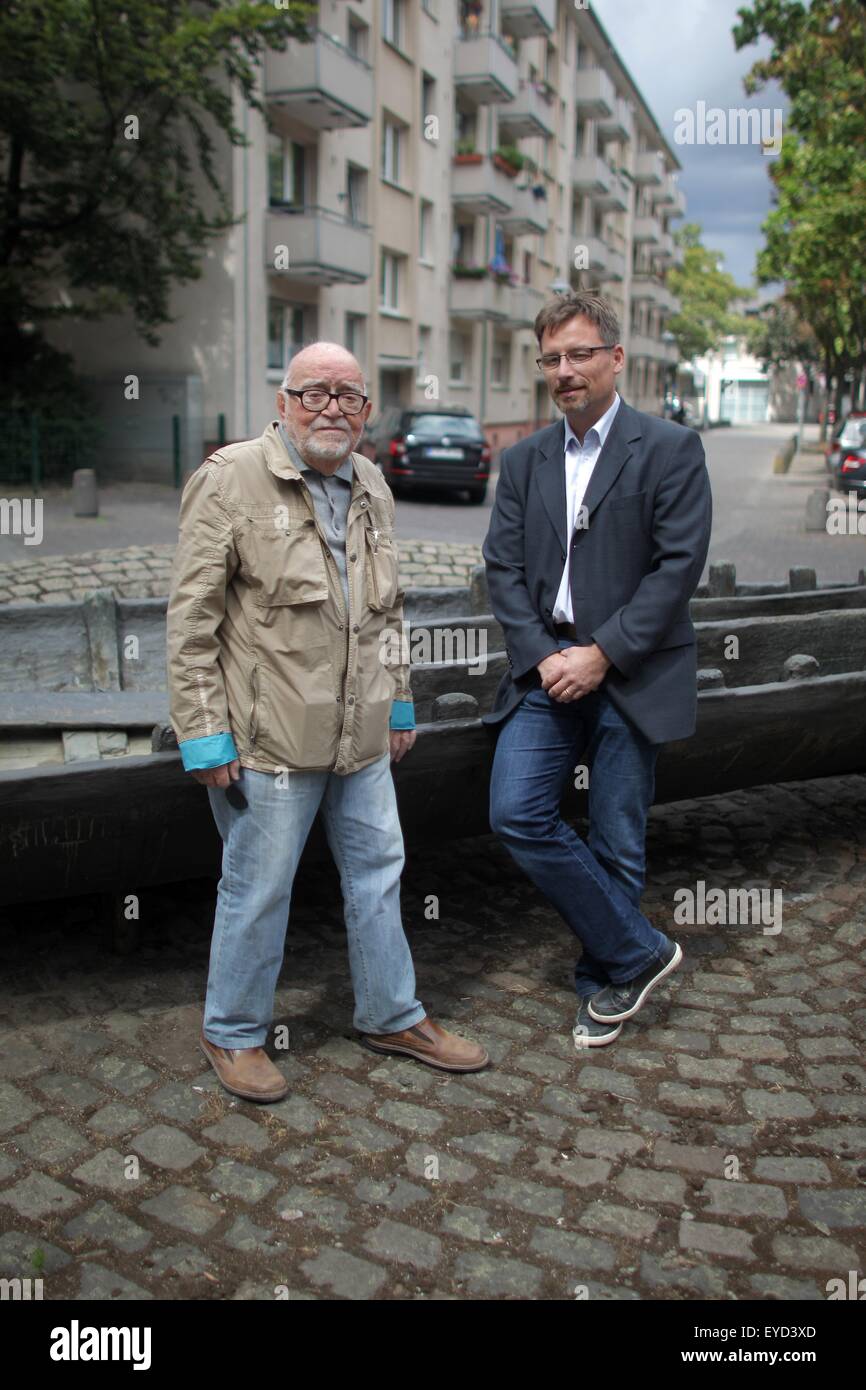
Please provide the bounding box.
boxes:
[483,291,712,1047]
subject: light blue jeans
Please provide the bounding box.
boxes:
[203,753,425,1047]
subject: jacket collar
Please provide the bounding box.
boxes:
[534,397,643,549]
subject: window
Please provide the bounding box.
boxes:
[491,335,510,388]
[453,221,474,265]
[419,200,433,261]
[345,313,367,362]
[381,119,403,184]
[347,16,369,60]
[382,0,406,50]
[421,73,436,127]
[417,325,431,382]
[449,329,470,382]
[268,135,305,207]
[380,250,401,310]
[268,301,311,373]
[346,165,366,223]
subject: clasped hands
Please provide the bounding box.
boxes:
[537,642,611,703]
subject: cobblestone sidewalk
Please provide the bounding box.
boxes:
[0,540,483,604]
[0,775,864,1301]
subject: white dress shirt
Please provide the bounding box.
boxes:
[552,391,622,624]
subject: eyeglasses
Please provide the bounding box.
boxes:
[282,387,368,415]
[536,346,615,372]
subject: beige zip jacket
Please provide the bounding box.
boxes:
[166,422,413,775]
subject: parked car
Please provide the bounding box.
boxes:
[829,415,866,495]
[825,410,866,474]
[366,406,492,503]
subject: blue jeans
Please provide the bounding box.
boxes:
[490,643,667,999]
[203,752,425,1046]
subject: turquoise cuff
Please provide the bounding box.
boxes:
[179,732,238,771]
[389,700,416,731]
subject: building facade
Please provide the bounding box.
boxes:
[49,0,686,476]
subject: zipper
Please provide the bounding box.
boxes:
[365,526,382,609]
[249,664,259,749]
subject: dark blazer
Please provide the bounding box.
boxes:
[481,396,712,745]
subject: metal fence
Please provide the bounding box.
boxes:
[0,412,100,489]
[0,411,228,489]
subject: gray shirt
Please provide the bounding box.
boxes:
[278,423,354,607]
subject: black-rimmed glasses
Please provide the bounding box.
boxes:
[282,387,368,415]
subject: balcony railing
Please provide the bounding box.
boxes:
[497,77,556,138]
[571,155,613,197]
[633,215,662,245]
[500,0,556,39]
[451,155,515,215]
[598,96,634,144]
[596,172,630,213]
[265,29,373,130]
[573,68,616,119]
[634,150,666,185]
[449,273,541,325]
[455,31,519,107]
[265,206,372,285]
[499,184,550,235]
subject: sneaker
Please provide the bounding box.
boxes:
[573,996,623,1049]
[587,939,683,1023]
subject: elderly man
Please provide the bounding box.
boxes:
[483,292,712,1047]
[167,342,487,1102]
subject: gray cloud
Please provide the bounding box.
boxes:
[593,0,786,289]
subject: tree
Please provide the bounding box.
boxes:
[666,222,751,362]
[733,0,866,431]
[0,0,317,413]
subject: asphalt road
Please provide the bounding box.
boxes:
[2,422,863,585]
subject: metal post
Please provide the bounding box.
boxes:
[218,412,226,446]
[172,414,181,488]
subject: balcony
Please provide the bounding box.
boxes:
[449,273,537,324]
[604,247,626,281]
[501,0,556,38]
[498,78,556,138]
[598,97,634,144]
[596,172,630,213]
[671,242,685,267]
[264,206,372,285]
[571,155,613,197]
[451,155,515,216]
[574,68,616,119]
[669,187,687,218]
[656,231,675,261]
[265,29,372,130]
[633,215,662,245]
[631,274,666,306]
[455,32,519,108]
[573,236,609,273]
[634,149,666,186]
[499,184,550,236]
[629,332,667,361]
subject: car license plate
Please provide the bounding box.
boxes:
[425,447,463,459]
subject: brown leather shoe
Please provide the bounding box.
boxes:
[360,1015,489,1072]
[199,1031,288,1103]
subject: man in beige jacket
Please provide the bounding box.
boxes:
[167,342,487,1101]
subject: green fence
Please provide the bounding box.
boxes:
[0,413,100,489]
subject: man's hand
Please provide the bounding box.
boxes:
[542,644,612,702]
[389,730,416,763]
[191,759,241,788]
[537,650,567,687]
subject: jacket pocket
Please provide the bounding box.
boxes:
[364,526,399,611]
[239,519,329,606]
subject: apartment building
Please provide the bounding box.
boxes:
[50,0,686,476]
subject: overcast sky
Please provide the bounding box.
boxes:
[593,0,785,297]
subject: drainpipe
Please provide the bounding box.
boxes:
[242,98,251,437]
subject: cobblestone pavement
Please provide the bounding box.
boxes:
[0,775,864,1301]
[0,540,483,603]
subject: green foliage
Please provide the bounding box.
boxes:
[733,0,866,391]
[666,222,752,361]
[0,0,316,408]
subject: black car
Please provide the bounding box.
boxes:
[825,410,866,476]
[366,406,492,503]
